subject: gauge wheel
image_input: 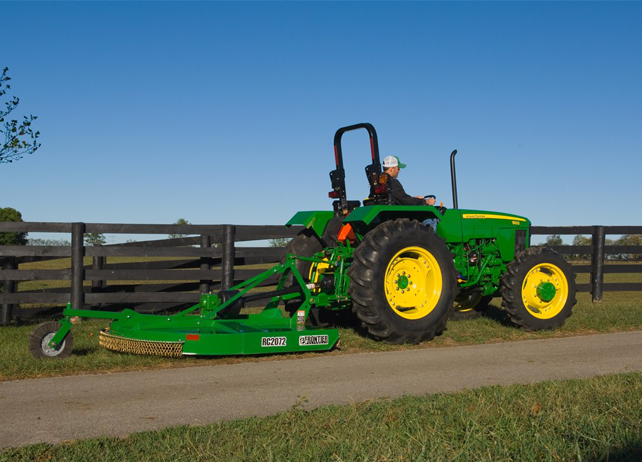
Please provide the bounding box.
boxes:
[501,247,577,331]
[28,321,74,359]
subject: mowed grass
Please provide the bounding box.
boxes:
[2,290,641,382]
[2,372,642,461]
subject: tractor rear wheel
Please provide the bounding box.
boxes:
[451,293,493,320]
[28,321,74,359]
[348,219,457,344]
[280,229,325,318]
[501,247,576,331]
[280,228,325,286]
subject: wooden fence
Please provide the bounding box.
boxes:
[0,222,303,325]
[0,222,641,325]
[531,225,642,301]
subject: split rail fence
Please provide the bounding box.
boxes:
[0,222,641,325]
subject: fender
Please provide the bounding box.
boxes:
[285,211,335,239]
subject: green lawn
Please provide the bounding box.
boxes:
[3,371,641,461]
[2,291,641,382]
[2,261,641,460]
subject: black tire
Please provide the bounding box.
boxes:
[451,294,493,320]
[280,229,325,317]
[501,246,577,331]
[28,321,74,359]
[348,219,458,344]
[280,229,325,284]
[321,217,345,249]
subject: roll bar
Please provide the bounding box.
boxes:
[329,123,381,214]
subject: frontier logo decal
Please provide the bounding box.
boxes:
[261,336,287,347]
[299,335,330,346]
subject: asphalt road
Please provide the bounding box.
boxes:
[2,330,642,449]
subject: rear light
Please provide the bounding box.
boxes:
[373,174,388,194]
[328,191,340,198]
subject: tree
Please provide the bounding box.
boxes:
[28,238,71,246]
[545,234,563,246]
[84,233,106,246]
[169,218,191,239]
[571,235,592,261]
[269,238,292,247]
[615,234,642,261]
[0,207,27,245]
[1,68,40,164]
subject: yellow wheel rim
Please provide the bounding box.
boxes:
[521,263,569,319]
[454,293,482,312]
[309,258,331,293]
[384,246,442,320]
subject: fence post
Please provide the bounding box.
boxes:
[71,222,86,310]
[200,234,211,294]
[222,225,235,290]
[591,225,605,303]
[1,257,16,326]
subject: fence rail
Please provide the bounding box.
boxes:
[0,222,304,324]
[1,222,641,325]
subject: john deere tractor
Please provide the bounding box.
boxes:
[29,123,576,359]
[283,123,577,344]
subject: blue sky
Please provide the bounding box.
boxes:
[2,2,641,243]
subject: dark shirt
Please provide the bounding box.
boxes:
[389,177,426,206]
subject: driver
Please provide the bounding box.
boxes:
[382,156,434,206]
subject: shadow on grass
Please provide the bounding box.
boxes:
[481,303,515,327]
[71,347,96,357]
[588,443,642,462]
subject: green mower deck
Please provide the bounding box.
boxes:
[30,254,340,358]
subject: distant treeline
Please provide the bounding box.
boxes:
[545,234,642,260]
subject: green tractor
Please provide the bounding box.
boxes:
[283,122,577,344]
[29,123,576,358]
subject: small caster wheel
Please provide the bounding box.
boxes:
[28,321,74,359]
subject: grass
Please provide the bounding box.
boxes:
[2,371,642,461]
[2,291,641,382]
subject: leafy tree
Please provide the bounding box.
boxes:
[269,238,292,247]
[545,234,563,246]
[0,207,27,245]
[571,235,592,261]
[1,68,40,164]
[169,218,191,239]
[84,233,106,246]
[28,238,71,246]
[615,234,642,260]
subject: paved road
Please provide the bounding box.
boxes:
[2,331,642,449]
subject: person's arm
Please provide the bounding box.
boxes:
[390,178,426,206]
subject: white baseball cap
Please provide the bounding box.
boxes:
[382,155,406,169]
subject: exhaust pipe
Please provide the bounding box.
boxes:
[450,150,458,209]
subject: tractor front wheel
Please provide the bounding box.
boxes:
[501,247,576,331]
[348,219,457,344]
[451,293,493,320]
[28,321,74,359]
